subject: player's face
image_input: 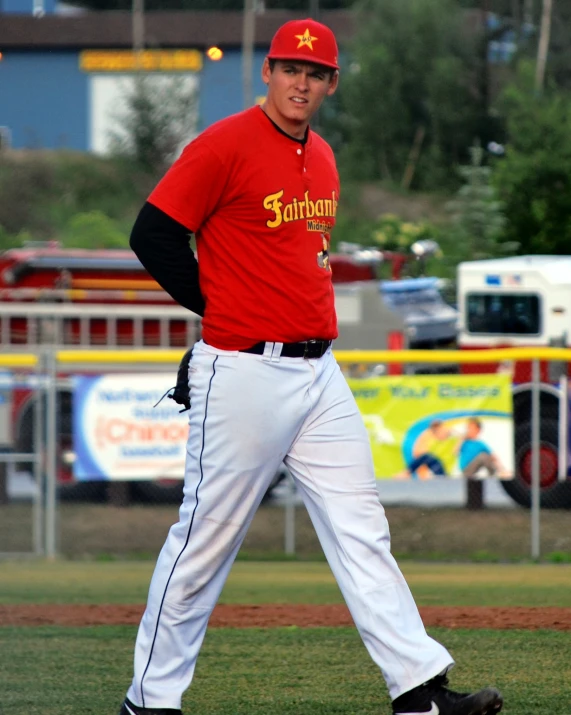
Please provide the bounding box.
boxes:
[261,59,338,138]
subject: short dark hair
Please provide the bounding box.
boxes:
[268,58,336,80]
[468,417,482,430]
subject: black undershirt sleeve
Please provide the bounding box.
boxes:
[130,202,206,317]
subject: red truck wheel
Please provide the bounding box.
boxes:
[500,418,571,509]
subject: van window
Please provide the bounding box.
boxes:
[466,293,541,335]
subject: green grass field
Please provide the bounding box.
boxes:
[1,561,570,714]
[1,626,569,714]
[1,560,570,606]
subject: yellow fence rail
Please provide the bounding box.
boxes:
[2,347,570,367]
[53,347,571,365]
[335,347,571,364]
[56,349,185,364]
[0,354,39,368]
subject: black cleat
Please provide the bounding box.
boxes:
[392,674,503,715]
[119,697,183,715]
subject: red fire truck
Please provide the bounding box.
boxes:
[0,243,204,502]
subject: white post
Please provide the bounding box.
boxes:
[45,348,58,560]
[284,474,296,556]
[531,359,541,560]
[32,355,44,555]
[558,375,568,481]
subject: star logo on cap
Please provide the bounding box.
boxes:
[295,28,318,50]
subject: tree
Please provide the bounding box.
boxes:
[108,74,198,174]
[328,0,486,190]
[445,142,510,263]
[492,64,571,254]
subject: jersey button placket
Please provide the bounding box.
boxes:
[297,146,310,185]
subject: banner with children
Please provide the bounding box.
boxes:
[347,374,514,480]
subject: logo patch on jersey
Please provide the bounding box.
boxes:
[263,189,338,229]
[295,28,318,50]
[317,233,331,271]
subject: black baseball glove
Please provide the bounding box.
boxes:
[168,347,194,412]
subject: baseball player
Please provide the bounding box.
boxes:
[120,18,503,715]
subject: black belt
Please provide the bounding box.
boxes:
[241,339,332,359]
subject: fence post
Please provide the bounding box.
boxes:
[284,474,296,556]
[465,479,484,510]
[45,347,58,560]
[33,354,45,555]
[0,461,7,505]
[531,358,541,560]
[558,375,568,480]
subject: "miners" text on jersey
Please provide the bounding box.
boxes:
[263,190,338,229]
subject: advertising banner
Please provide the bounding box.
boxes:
[346,374,514,480]
[73,374,188,481]
[72,372,514,482]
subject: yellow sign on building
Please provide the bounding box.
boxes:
[80,49,203,73]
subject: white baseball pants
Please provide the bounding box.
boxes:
[127,340,453,709]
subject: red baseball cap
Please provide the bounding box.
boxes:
[267,18,340,71]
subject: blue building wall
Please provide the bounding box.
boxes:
[1,0,56,14]
[0,47,269,150]
[0,51,88,149]
[199,48,268,131]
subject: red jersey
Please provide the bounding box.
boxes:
[149,106,340,350]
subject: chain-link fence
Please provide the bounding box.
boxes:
[0,351,45,556]
[1,346,571,562]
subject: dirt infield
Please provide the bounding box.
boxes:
[1,604,570,630]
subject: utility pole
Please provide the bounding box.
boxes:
[535,0,553,93]
[309,0,321,130]
[242,0,255,109]
[512,0,521,38]
[523,0,534,27]
[132,0,145,62]
[480,0,490,122]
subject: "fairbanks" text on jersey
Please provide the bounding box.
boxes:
[263,189,338,229]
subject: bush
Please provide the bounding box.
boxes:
[0,154,56,235]
[61,211,129,249]
[0,151,154,249]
